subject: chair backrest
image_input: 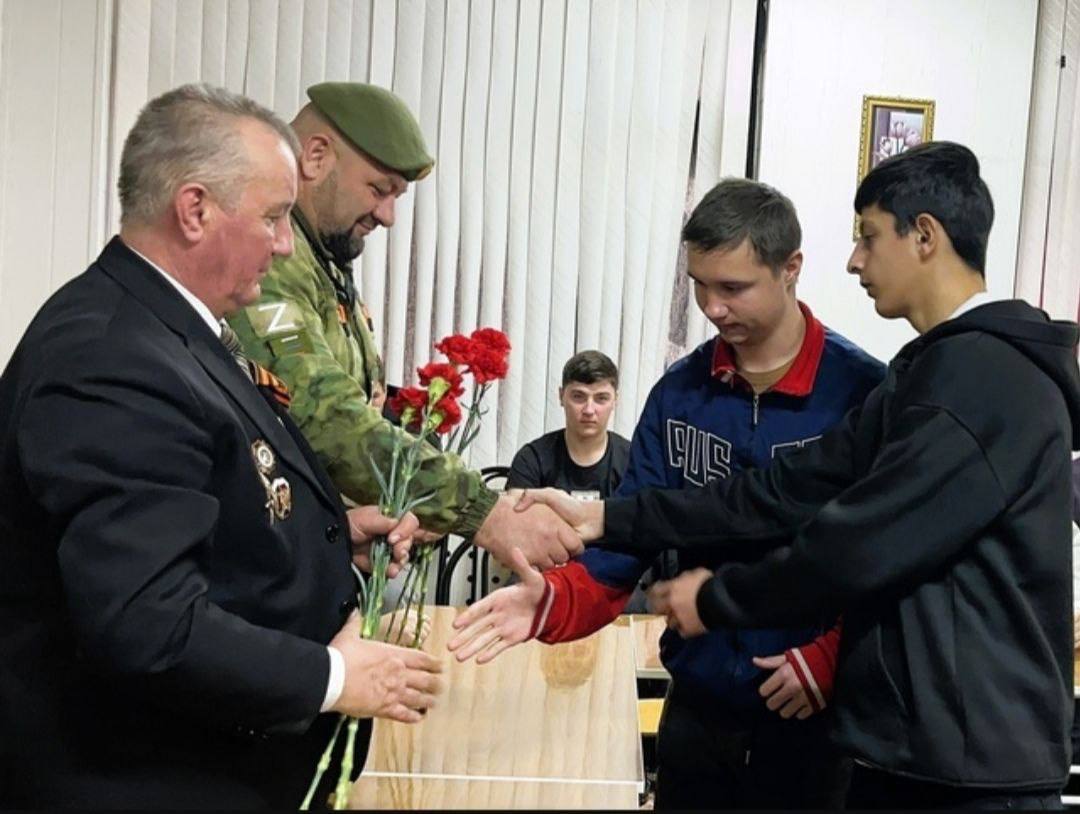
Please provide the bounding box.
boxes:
[434,465,511,605]
[480,465,510,490]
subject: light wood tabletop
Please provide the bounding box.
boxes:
[629,614,671,680]
[348,606,643,810]
[350,776,640,810]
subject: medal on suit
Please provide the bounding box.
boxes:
[251,439,292,522]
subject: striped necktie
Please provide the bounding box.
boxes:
[219,321,254,383]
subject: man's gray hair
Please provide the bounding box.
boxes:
[118,83,300,225]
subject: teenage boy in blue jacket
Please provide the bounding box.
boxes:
[450,179,884,809]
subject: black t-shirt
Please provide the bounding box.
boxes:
[507,429,631,499]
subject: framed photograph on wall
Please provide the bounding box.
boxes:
[855,95,935,236]
[857,95,936,179]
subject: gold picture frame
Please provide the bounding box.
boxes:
[854,95,935,237]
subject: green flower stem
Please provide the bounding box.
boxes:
[300,713,346,810]
[387,433,401,503]
[385,563,421,644]
[332,716,361,810]
[453,382,487,457]
[410,548,435,648]
[361,540,391,639]
[392,547,428,645]
[393,565,416,643]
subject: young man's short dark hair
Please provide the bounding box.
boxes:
[681,178,802,272]
[854,141,994,276]
[562,350,619,389]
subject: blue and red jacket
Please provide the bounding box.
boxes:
[532,304,885,717]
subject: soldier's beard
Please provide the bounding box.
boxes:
[322,229,364,268]
[314,170,365,267]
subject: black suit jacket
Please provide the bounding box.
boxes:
[0,238,365,808]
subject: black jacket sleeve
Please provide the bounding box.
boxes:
[603,403,864,555]
[696,404,1007,628]
[17,354,328,734]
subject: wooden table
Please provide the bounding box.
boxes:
[629,614,670,680]
[349,606,643,810]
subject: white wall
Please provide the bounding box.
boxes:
[757,0,1038,363]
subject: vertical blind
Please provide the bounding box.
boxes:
[1016,0,1080,328]
[7,0,1067,470]
[104,0,756,467]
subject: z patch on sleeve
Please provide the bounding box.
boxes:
[243,301,315,357]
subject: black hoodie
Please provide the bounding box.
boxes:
[605,300,1080,789]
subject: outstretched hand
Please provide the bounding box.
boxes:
[447,547,547,664]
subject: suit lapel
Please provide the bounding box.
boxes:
[187,334,342,513]
[274,400,350,519]
[95,237,342,515]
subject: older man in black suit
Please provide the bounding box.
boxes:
[0,85,445,809]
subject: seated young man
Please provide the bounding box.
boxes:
[452,179,884,809]
[507,350,630,501]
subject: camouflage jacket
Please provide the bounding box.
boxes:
[228,210,497,535]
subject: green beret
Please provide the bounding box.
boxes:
[307,82,434,181]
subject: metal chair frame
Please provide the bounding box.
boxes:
[433,465,509,605]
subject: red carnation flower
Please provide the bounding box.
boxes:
[466,328,510,383]
[428,394,463,435]
[417,362,465,399]
[470,328,510,355]
[388,385,428,430]
[434,334,474,367]
[468,347,509,384]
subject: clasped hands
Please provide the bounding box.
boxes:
[348,484,595,578]
[480,487,713,637]
[342,493,806,723]
[447,488,713,657]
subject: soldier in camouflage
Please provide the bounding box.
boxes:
[229,82,578,567]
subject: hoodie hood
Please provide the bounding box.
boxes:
[919,299,1080,450]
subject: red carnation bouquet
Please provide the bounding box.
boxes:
[304,328,510,810]
[380,329,512,646]
[436,327,511,453]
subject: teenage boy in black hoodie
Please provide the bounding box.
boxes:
[499,142,1080,808]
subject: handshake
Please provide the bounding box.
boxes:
[329,489,713,722]
[326,488,606,723]
[348,487,606,578]
[445,489,713,663]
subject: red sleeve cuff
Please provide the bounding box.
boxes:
[533,561,631,643]
[785,618,842,713]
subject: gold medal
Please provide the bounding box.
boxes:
[269,477,292,521]
[251,439,290,523]
[251,440,275,475]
